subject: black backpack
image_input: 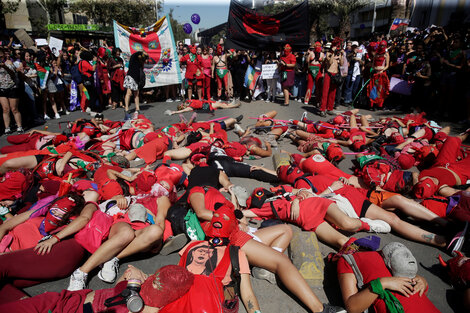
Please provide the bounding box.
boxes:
[71,62,83,84]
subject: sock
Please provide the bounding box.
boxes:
[162,155,171,164]
[358,220,370,232]
[272,247,283,253]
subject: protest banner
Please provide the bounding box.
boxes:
[114,15,181,88]
[261,64,279,79]
[49,36,63,57]
[14,29,34,48]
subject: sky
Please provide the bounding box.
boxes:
[161,0,232,32]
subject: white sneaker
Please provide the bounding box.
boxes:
[265,99,270,103]
[166,98,174,102]
[44,114,51,120]
[54,113,61,119]
[233,124,245,134]
[252,267,276,284]
[65,110,71,115]
[86,107,91,113]
[361,218,391,233]
[98,257,119,283]
[67,269,88,291]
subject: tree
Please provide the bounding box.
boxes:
[37,0,67,24]
[70,0,161,27]
[318,0,367,39]
[1,0,21,29]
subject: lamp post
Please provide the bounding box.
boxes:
[371,0,377,33]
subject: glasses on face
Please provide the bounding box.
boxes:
[406,42,413,45]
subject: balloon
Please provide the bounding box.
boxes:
[191,14,200,24]
[183,23,192,34]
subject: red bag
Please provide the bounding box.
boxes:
[75,210,113,253]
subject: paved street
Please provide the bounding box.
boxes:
[4,97,467,313]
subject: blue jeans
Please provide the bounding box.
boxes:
[343,74,362,104]
[293,73,306,99]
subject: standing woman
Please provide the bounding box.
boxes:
[96,47,111,109]
[0,49,23,134]
[279,44,296,106]
[320,39,343,117]
[124,51,148,115]
[180,45,202,101]
[107,47,125,109]
[78,50,99,114]
[198,45,212,100]
[304,42,324,105]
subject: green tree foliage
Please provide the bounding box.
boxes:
[37,0,67,23]
[167,8,190,45]
[317,0,367,38]
[70,0,161,27]
[1,0,21,14]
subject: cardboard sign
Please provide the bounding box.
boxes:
[14,29,34,48]
[49,36,63,57]
[35,38,48,46]
[261,64,279,79]
[184,38,191,46]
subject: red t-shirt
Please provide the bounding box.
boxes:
[337,251,440,313]
[300,154,352,179]
[93,164,122,185]
[294,175,367,216]
[79,60,94,78]
[280,53,296,72]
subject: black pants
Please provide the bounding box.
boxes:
[209,156,279,183]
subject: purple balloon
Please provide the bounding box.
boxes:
[191,13,200,25]
[183,23,192,34]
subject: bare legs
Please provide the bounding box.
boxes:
[241,239,324,312]
[253,224,293,252]
[0,97,22,130]
[124,89,140,112]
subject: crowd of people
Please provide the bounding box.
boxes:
[0,25,469,313]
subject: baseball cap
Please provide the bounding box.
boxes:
[233,185,249,207]
[127,203,147,223]
[382,242,418,278]
[351,41,359,47]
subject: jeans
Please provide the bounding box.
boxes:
[293,73,306,99]
[343,74,362,104]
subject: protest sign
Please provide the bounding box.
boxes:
[262,64,279,79]
[49,36,63,57]
[14,29,34,48]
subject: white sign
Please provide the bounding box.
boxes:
[49,36,63,57]
[184,38,191,46]
[261,64,279,79]
[35,38,48,46]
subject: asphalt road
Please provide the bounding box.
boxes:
[4,96,468,313]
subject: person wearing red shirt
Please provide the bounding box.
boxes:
[279,44,296,106]
[198,46,213,100]
[180,45,202,100]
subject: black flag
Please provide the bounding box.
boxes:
[226,0,309,51]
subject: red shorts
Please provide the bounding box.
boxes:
[135,138,169,164]
[187,79,203,87]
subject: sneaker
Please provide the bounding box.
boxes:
[4,128,12,135]
[98,257,119,283]
[320,303,346,313]
[16,127,24,134]
[319,111,327,118]
[448,222,468,256]
[252,267,276,284]
[265,99,270,103]
[44,114,51,120]
[67,268,88,291]
[85,107,92,113]
[361,218,391,233]
[300,111,308,122]
[166,98,174,102]
[160,233,188,256]
[296,98,302,103]
[233,124,245,134]
[54,113,61,119]
[235,114,244,123]
[65,110,71,115]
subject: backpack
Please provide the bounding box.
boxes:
[71,62,83,84]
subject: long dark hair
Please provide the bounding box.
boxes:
[186,244,218,276]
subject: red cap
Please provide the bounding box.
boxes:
[140,265,194,308]
[133,171,157,193]
[326,144,343,162]
[390,132,405,144]
[332,115,345,125]
[398,153,415,170]
[100,181,122,200]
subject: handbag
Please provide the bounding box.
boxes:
[184,209,205,241]
[75,210,113,253]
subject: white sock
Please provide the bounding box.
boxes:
[272,247,283,253]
